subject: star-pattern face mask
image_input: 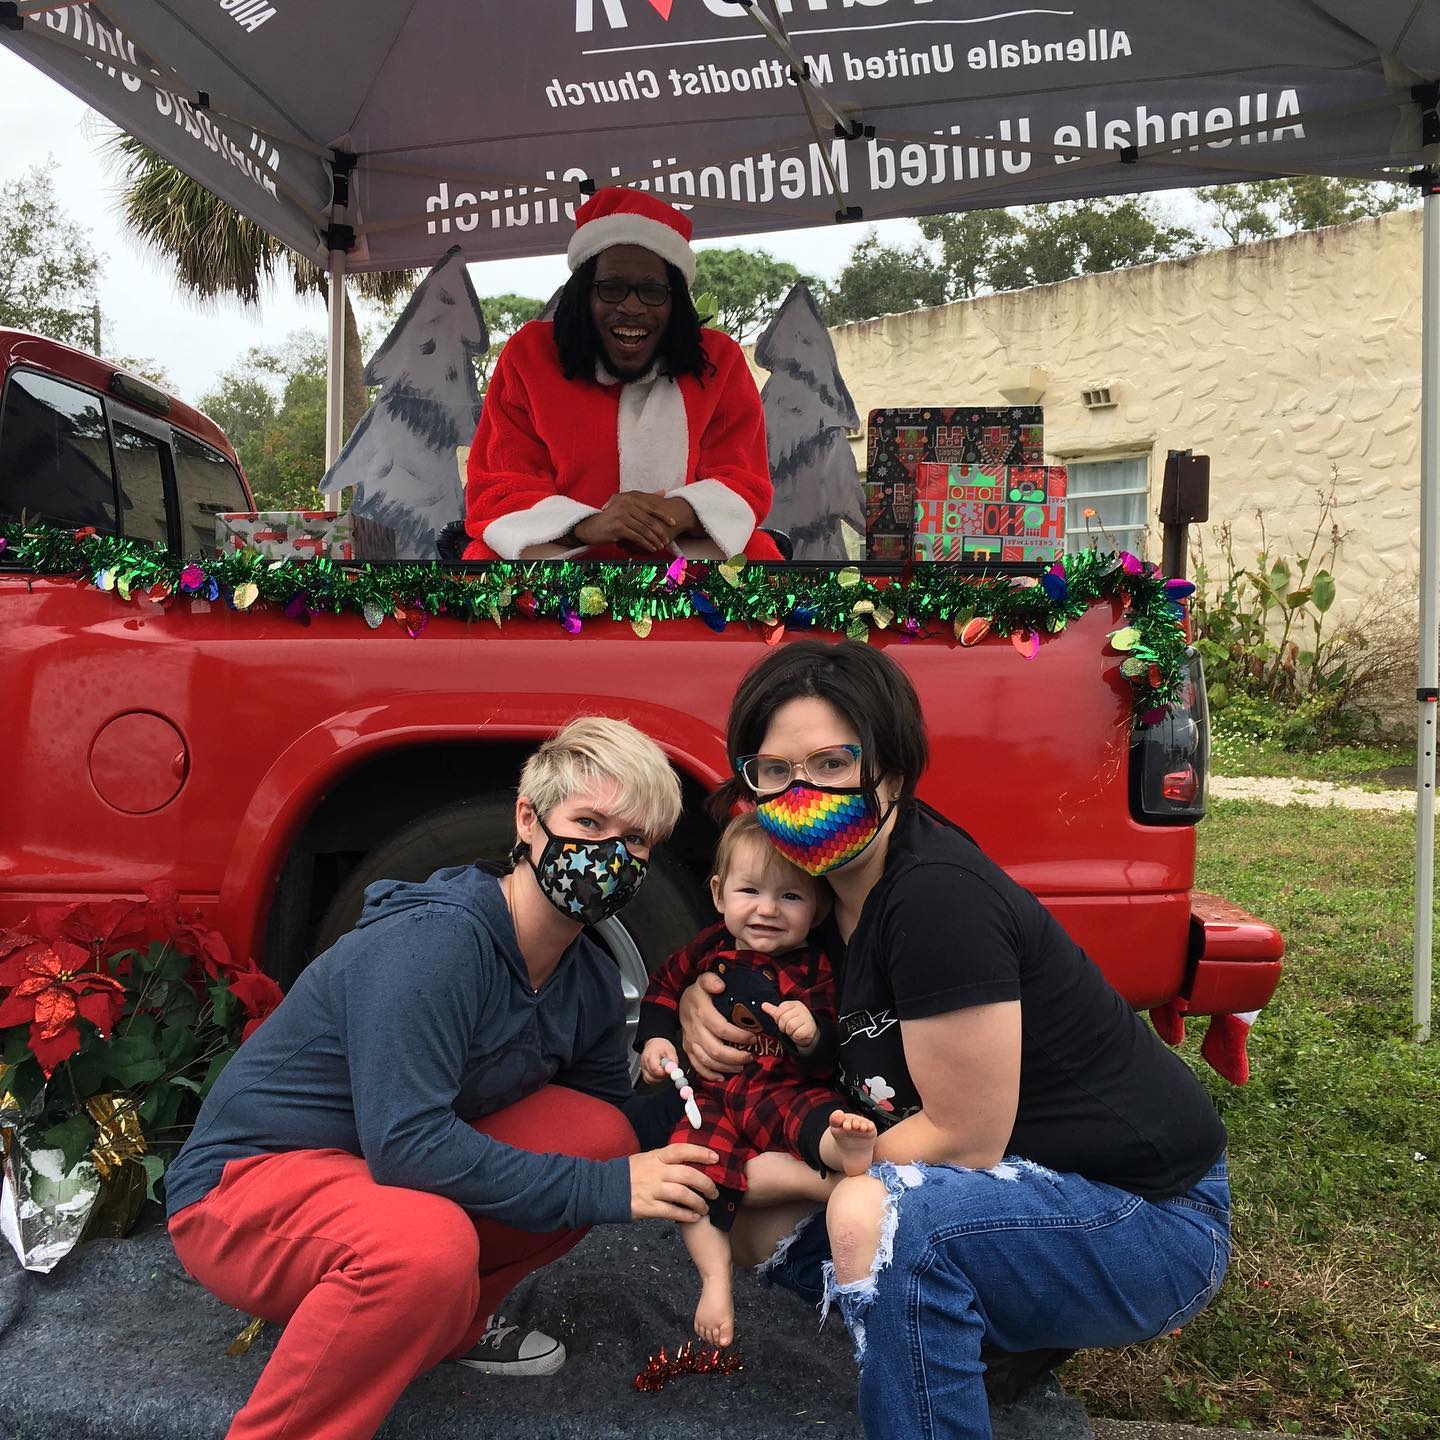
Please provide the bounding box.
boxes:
[521,814,648,924]
[753,782,891,877]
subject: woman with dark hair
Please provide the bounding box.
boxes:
[461,189,783,563]
[678,639,1231,1439]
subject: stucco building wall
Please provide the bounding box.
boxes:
[781,209,1422,617]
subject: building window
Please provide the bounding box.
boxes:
[1064,455,1148,555]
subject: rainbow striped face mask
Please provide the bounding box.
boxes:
[753,782,892,876]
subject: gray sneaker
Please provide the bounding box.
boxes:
[453,1314,566,1376]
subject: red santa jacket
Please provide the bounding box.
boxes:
[462,320,781,562]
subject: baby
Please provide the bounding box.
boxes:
[636,812,876,1347]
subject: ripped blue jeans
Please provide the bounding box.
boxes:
[759,1154,1229,1440]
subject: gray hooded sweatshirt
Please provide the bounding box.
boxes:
[164,864,633,1230]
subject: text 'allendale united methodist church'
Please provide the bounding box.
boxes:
[545,32,1136,108]
[425,87,1305,236]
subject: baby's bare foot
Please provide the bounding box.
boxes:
[828,1109,878,1177]
[694,1275,735,1348]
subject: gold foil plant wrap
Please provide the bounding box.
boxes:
[84,1094,147,1179]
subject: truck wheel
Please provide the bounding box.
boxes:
[310,796,710,1076]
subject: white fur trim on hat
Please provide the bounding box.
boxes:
[568,214,696,285]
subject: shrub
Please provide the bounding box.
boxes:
[1190,486,1405,750]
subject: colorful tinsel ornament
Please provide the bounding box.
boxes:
[633,1340,743,1393]
[0,521,1193,727]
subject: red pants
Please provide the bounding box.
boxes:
[168,1085,636,1440]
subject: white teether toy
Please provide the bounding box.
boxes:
[661,1056,703,1129]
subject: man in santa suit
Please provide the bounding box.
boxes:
[462,188,783,563]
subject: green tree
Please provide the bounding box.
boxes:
[1199,181,1284,245]
[103,132,415,444]
[475,293,546,388]
[1197,176,1417,244]
[198,334,328,510]
[821,232,947,325]
[986,197,1198,292]
[917,210,1020,299]
[692,247,806,341]
[0,165,101,347]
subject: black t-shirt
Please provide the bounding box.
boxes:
[822,802,1225,1201]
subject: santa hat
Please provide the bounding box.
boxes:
[567,189,696,285]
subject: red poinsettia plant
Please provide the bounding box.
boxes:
[0,884,281,1195]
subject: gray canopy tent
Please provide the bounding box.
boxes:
[4,0,1438,1037]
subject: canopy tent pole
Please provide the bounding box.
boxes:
[322,247,347,508]
[1416,178,1440,1043]
[322,149,355,511]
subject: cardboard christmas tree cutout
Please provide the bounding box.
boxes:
[754,283,865,561]
[323,245,488,559]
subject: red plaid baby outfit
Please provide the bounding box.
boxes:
[637,923,842,1229]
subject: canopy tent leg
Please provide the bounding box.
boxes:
[1415,182,1439,1044]
[323,248,347,510]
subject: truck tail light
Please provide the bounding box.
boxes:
[1131,647,1208,824]
[1163,767,1199,804]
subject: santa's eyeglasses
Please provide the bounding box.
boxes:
[593,279,672,307]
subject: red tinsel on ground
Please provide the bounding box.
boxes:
[633,1340,744,1392]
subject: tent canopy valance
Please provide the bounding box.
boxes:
[2,1,1437,272]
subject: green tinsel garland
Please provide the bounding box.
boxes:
[0,521,1193,722]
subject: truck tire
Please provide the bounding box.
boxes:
[310,796,710,1075]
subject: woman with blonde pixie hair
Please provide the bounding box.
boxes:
[165,716,719,1440]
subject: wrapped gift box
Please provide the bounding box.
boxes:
[912,463,1067,563]
[216,511,354,562]
[865,406,1044,559]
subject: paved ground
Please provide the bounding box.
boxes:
[1093,1425,1324,1440]
[1211,773,1415,811]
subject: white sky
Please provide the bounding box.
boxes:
[3,47,932,407]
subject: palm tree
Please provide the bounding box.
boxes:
[102,131,417,440]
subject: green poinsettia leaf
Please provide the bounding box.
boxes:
[162,987,201,1028]
[64,1046,110,1097]
[101,1034,165,1089]
[159,1022,199,1069]
[133,942,169,975]
[0,1053,44,1111]
[120,1013,159,1044]
[199,1050,236,1099]
[155,948,194,985]
[207,982,236,1031]
[148,1086,185,1134]
[140,1153,166,1203]
[39,1113,97,1174]
[169,1075,203,1093]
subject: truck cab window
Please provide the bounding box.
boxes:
[174,431,248,556]
[0,370,117,530]
[112,422,170,545]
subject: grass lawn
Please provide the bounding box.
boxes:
[1068,799,1440,1438]
[1209,735,1415,786]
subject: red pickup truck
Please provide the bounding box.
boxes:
[0,329,1282,1061]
